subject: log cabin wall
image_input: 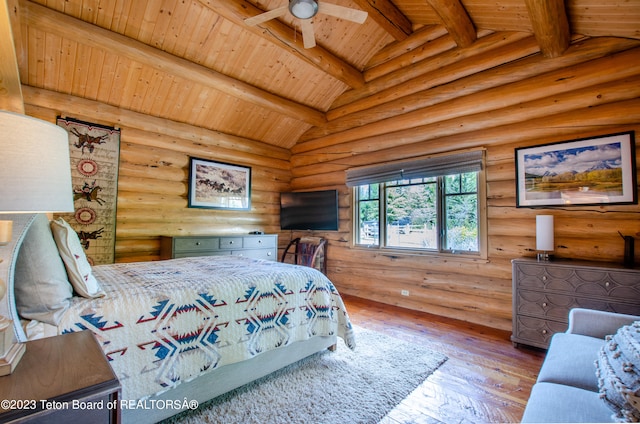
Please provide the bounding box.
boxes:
[287,35,640,331]
[22,87,293,263]
[8,2,640,332]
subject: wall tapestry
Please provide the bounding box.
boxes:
[55,117,120,265]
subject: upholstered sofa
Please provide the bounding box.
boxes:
[522,308,640,423]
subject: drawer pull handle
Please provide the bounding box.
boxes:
[542,329,547,335]
[542,276,547,281]
[605,281,610,287]
[267,252,271,256]
[196,242,201,246]
[230,241,234,244]
[542,302,548,307]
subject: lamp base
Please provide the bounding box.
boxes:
[537,252,553,261]
[0,342,25,376]
[0,316,25,376]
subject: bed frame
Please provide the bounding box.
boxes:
[0,214,337,423]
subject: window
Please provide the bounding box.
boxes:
[348,150,485,256]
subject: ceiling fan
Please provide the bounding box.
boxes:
[244,0,368,49]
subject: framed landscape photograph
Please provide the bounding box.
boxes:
[515,131,636,207]
[188,157,251,210]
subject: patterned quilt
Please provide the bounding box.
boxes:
[56,255,355,401]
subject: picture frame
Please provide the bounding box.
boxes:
[188,157,251,210]
[515,131,636,207]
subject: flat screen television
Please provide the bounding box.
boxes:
[280,190,339,231]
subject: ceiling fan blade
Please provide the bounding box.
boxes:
[244,6,288,26]
[318,3,368,24]
[300,19,316,48]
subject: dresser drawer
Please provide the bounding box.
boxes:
[512,315,568,349]
[243,236,276,249]
[514,262,640,301]
[218,237,243,249]
[232,248,276,261]
[173,251,230,259]
[515,289,639,322]
[174,237,219,252]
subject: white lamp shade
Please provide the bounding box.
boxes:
[536,215,554,251]
[0,111,74,213]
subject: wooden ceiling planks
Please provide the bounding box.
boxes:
[568,0,640,39]
[9,0,640,152]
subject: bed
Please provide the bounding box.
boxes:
[0,214,355,423]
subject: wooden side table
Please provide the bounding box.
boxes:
[0,331,121,423]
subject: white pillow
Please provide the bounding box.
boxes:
[50,218,105,298]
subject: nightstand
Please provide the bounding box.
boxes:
[0,331,121,423]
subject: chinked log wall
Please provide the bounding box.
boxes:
[289,34,640,331]
[21,33,640,331]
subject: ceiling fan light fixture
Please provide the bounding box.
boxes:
[289,0,318,19]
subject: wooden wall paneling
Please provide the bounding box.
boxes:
[303,37,637,142]
[290,36,640,330]
[23,89,292,263]
[17,7,640,331]
[297,45,640,157]
[331,30,518,110]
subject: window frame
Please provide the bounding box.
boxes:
[350,152,487,259]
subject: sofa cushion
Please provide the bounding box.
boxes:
[537,332,604,391]
[522,382,615,423]
[596,321,640,423]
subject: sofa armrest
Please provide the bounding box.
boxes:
[566,308,640,339]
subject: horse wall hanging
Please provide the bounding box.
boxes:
[56,116,121,265]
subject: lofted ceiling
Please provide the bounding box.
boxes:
[3,0,640,149]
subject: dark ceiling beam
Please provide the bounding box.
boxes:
[426,0,476,48]
[198,0,365,89]
[524,0,570,58]
[21,0,327,126]
[351,0,413,41]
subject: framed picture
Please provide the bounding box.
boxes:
[188,157,251,210]
[515,131,636,207]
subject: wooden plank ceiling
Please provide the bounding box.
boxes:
[4,0,640,149]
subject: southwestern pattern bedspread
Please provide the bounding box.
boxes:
[55,256,355,401]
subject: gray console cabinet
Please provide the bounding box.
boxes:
[512,258,640,349]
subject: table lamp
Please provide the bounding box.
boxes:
[0,110,74,375]
[536,215,554,261]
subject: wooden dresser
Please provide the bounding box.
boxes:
[160,234,278,261]
[0,331,120,423]
[512,258,640,349]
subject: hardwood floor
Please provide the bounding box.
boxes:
[341,294,546,424]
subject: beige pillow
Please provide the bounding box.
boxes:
[14,214,73,325]
[50,218,105,298]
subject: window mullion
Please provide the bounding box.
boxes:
[437,177,445,252]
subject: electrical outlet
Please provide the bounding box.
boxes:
[401,290,410,296]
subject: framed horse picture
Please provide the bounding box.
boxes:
[188,157,251,210]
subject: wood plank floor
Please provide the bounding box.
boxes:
[341,294,546,423]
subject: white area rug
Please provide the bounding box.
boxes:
[164,325,448,424]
